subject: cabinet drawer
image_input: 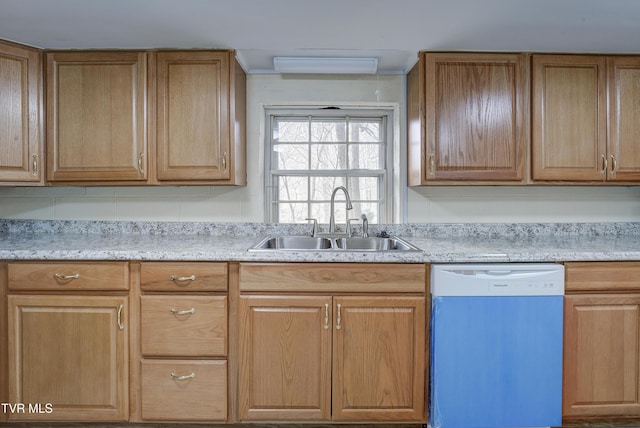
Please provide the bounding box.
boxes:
[565,262,640,292]
[141,295,227,357]
[8,262,129,291]
[141,359,227,421]
[141,262,227,291]
[239,263,426,293]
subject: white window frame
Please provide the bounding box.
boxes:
[264,105,400,224]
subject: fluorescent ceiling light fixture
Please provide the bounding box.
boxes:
[273,56,378,74]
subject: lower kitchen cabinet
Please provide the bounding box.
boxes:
[563,262,640,418]
[238,263,427,422]
[7,295,129,421]
[136,261,229,423]
[5,261,130,422]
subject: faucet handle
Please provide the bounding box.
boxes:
[360,214,369,237]
[346,218,360,237]
[305,218,318,237]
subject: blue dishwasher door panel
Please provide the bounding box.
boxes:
[430,296,563,428]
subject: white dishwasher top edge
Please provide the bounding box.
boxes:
[431,263,565,297]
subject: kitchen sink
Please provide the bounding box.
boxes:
[334,236,420,251]
[251,236,333,250]
[249,235,420,252]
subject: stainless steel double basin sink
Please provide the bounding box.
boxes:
[249,235,420,252]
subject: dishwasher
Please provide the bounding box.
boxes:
[430,263,564,428]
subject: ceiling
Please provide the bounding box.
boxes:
[1,0,640,74]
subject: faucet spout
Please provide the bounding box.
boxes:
[329,186,353,234]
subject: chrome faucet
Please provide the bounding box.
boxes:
[329,186,353,234]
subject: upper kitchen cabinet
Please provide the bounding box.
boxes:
[607,56,640,181]
[0,40,43,185]
[46,51,148,183]
[532,55,607,181]
[153,51,246,184]
[532,55,640,182]
[45,49,246,185]
[407,52,528,184]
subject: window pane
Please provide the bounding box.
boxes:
[278,176,308,201]
[274,118,309,142]
[310,202,351,225]
[311,120,346,142]
[310,202,331,224]
[349,120,382,142]
[354,202,380,224]
[349,144,383,169]
[310,176,346,201]
[274,144,308,170]
[349,176,380,200]
[278,202,307,223]
[311,144,346,170]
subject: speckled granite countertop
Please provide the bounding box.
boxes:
[1,220,640,263]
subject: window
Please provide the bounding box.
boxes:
[265,108,394,225]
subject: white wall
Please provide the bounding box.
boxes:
[0,73,639,224]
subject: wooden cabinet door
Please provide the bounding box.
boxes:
[155,51,230,181]
[46,51,147,182]
[0,41,42,183]
[532,55,607,181]
[238,295,332,421]
[7,295,128,421]
[563,294,640,417]
[424,53,526,181]
[332,296,425,421]
[608,56,640,181]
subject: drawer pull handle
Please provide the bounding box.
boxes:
[53,273,80,281]
[169,307,196,315]
[117,304,125,330]
[170,372,195,381]
[170,274,196,283]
